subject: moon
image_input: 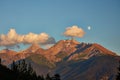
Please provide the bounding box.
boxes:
[88,26,91,30]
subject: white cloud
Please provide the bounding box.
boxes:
[63,25,85,38]
[0,29,56,47]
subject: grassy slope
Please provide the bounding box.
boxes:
[26,54,56,69]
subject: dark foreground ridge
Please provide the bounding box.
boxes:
[0,59,61,80]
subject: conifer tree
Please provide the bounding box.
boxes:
[46,73,52,80]
[10,59,60,80]
[116,61,120,80]
[52,74,61,80]
[0,58,1,64]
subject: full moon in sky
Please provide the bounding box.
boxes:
[88,26,91,30]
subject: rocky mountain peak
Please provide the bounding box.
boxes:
[0,40,117,65]
[20,43,41,53]
[0,49,17,55]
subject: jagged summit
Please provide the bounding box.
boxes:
[30,43,41,49]
[0,39,117,65]
[0,49,18,65]
[67,42,117,60]
[45,39,79,55]
[92,43,116,56]
[57,39,80,44]
[20,43,42,53]
[0,49,17,55]
[28,43,41,52]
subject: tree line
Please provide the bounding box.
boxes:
[1,58,120,80]
[116,61,120,80]
[0,58,60,80]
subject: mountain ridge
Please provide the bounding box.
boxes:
[0,40,117,65]
[0,39,119,80]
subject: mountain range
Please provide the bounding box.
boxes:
[0,40,119,80]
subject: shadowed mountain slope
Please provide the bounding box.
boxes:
[54,55,119,80]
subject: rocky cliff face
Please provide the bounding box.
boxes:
[66,42,116,61]
[0,49,18,65]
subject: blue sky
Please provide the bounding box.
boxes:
[0,0,120,54]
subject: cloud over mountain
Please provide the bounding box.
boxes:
[63,25,85,38]
[0,29,55,47]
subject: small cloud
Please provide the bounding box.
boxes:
[63,25,85,38]
[0,28,56,47]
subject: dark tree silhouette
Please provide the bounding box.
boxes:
[0,58,1,64]
[11,60,38,80]
[116,61,120,80]
[46,73,52,80]
[52,74,61,80]
[0,59,15,80]
[39,75,45,80]
[0,59,61,80]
